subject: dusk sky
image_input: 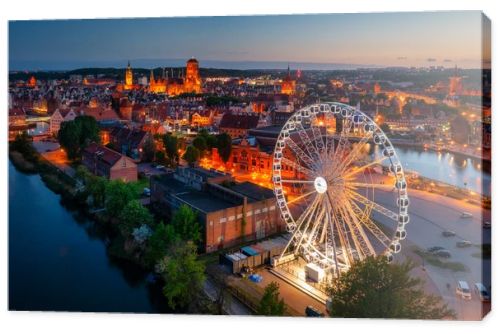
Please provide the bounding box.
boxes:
[9,11,486,70]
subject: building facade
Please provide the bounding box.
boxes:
[150,167,284,253]
[82,143,138,182]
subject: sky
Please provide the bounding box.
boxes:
[8,11,487,71]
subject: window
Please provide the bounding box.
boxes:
[270,206,276,211]
[254,209,261,214]
[228,215,235,221]
[219,217,227,223]
[237,213,243,219]
[246,211,253,217]
[262,208,268,213]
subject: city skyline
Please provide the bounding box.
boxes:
[9,11,487,71]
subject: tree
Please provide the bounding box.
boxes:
[161,241,206,309]
[76,115,100,147]
[142,136,156,162]
[216,133,232,164]
[198,128,217,150]
[105,180,136,217]
[162,134,179,167]
[58,116,100,160]
[192,136,207,154]
[86,175,107,208]
[11,131,38,162]
[155,151,167,165]
[58,120,81,160]
[182,145,200,167]
[171,204,201,244]
[118,199,154,236]
[257,282,286,316]
[327,256,455,319]
[146,222,179,266]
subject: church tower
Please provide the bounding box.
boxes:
[184,58,202,93]
[125,61,133,89]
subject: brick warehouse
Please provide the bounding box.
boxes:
[150,167,284,252]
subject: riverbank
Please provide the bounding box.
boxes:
[9,144,218,315]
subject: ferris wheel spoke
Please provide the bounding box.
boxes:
[343,156,388,179]
[337,205,368,260]
[348,190,399,221]
[286,190,316,206]
[285,136,319,170]
[294,123,323,165]
[281,179,314,184]
[333,132,372,177]
[331,207,356,265]
[342,201,377,257]
[294,196,324,252]
[347,182,395,190]
[325,191,356,265]
[325,203,342,277]
[278,195,321,259]
[281,157,316,178]
[348,199,392,248]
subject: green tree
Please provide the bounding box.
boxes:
[182,145,200,167]
[198,129,217,150]
[105,179,136,217]
[257,282,286,316]
[192,136,207,154]
[142,136,156,162]
[58,116,100,160]
[118,200,154,236]
[58,120,81,160]
[11,131,38,163]
[161,241,206,309]
[327,256,455,319]
[76,115,100,147]
[171,204,201,244]
[87,175,107,208]
[155,151,167,165]
[162,134,179,167]
[216,133,232,164]
[146,222,179,266]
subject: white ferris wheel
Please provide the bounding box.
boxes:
[272,102,410,277]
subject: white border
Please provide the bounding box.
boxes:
[1,1,498,333]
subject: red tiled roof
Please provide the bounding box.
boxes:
[84,142,123,166]
[219,113,260,130]
[82,107,119,122]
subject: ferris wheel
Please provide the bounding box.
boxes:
[272,102,409,277]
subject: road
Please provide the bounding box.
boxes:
[372,185,491,320]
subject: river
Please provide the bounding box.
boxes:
[372,145,491,196]
[8,161,168,313]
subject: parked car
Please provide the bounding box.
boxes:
[461,212,473,218]
[442,230,456,237]
[474,283,490,302]
[483,221,491,229]
[456,240,472,248]
[433,249,451,258]
[305,306,325,317]
[456,281,472,300]
[155,165,166,170]
[427,246,446,253]
[143,188,151,196]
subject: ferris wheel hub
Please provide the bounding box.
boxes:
[314,176,328,194]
